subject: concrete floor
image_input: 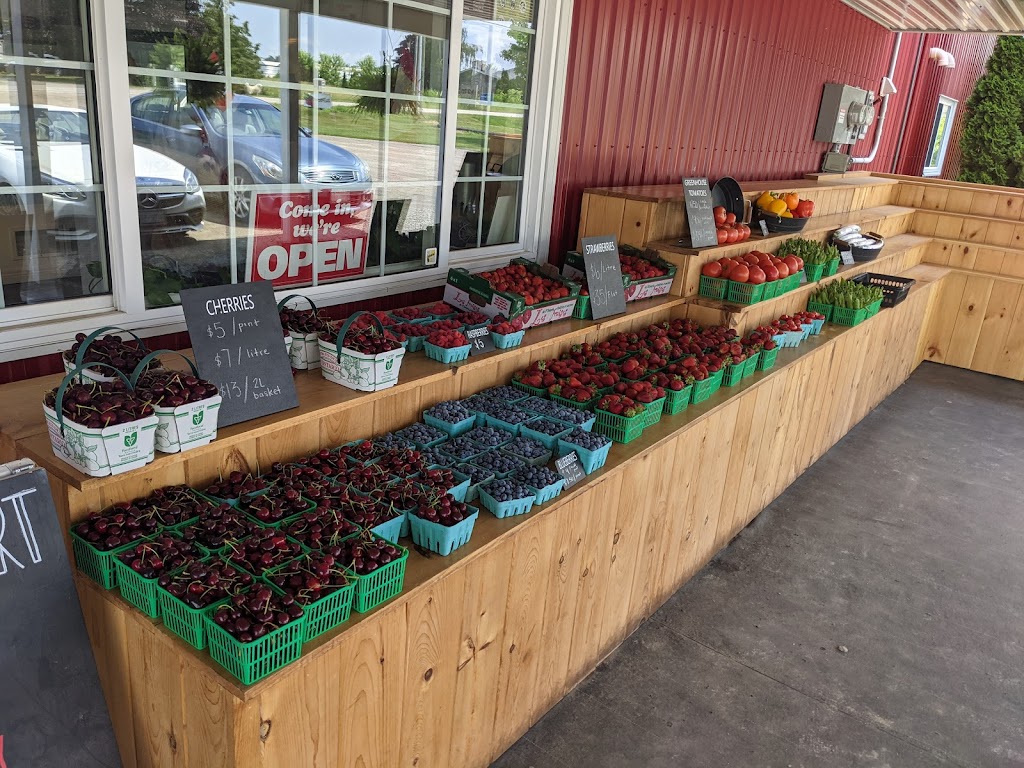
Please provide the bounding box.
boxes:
[492,363,1024,768]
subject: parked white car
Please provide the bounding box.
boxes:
[0,105,206,237]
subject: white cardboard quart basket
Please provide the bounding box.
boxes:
[131,350,223,454]
[278,294,323,370]
[319,312,405,392]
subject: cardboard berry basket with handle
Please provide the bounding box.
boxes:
[278,293,323,370]
[44,363,159,477]
[62,324,161,383]
[319,311,406,392]
[130,350,223,454]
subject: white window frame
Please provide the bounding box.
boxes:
[923,95,957,178]
[0,0,575,362]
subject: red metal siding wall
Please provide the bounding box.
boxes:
[550,0,994,259]
[895,33,996,179]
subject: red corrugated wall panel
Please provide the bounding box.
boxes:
[550,0,995,260]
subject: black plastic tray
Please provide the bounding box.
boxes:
[851,273,916,308]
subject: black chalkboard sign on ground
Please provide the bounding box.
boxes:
[580,235,627,319]
[181,282,299,428]
[681,178,718,249]
[0,460,121,767]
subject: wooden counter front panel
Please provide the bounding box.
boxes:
[68,285,934,768]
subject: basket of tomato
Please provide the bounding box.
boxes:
[754,192,814,234]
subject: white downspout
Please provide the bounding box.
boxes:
[852,32,903,165]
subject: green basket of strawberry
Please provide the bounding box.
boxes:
[758,346,780,371]
[157,558,256,650]
[572,294,591,320]
[691,374,719,404]
[550,390,600,411]
[265,553,356,642]
[641,397,666,428]
[511,378,548,398]
[742,352,761,378]
[663,384,693,415]
[337,531,409,613]
[722,362,745,387]
[114,533,208,618]
[593,395,646,444]
[204,586,306,684]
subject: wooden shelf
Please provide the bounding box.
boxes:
[582,175,898,203]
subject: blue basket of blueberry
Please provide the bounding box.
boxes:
[557,428,612,475]
[511,466,565,505]
[423,401,477,437]
[438,435,487,463]
[470,450,526,479]
[501,435,552,467]
[520,417,573,450]
[395,422,449,450]
[479,478,536,519]
[456,463,495,503]
[483,406,533,436]
[464,425,514,449]
[408,499,479,556]
[550,405,597,432]
[479,385,530,403]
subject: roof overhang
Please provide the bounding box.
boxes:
[841,0,1024,33]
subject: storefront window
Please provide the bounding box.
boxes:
[923,95,957,178]
[451,0,535,250]
[0,0,109,309]
[124,0,451,308]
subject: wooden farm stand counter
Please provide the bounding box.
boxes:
[0,268,950,768]
[5,171,1023,768]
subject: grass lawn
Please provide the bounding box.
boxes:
[301,105,525,150]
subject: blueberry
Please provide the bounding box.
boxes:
[562,428,610,451]
[464,425,513,448]
[439,436,483,461]
[481,479,534,503]
[396,422,447,448]
[419,447,450,468]
[511,466,561,489]
[456,463,494,486]
[503,436,548,460]
[471,450,525,476]
[488,406,531,425]
[481,385,525,402]
[425,400,473,424]
[524,418,569,437]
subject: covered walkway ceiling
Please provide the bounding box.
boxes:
[842,0,1024,33]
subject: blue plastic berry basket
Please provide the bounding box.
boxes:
[478,485,535,519]
[408,507,478,556]
[520,418,572,450]
[557,438,612,475]
[423,410,476,438]
[394,424,448,450]
[800,323,813,340]
[432,470,471,503]
[424,341,472,364]
[783,331,803,348]
[483,413,526,437]
[470,451,525,480]
[491,330,525,349]
[810,318,825,335]
[552,412,597,432]
[369,515,404,544]
[527,478,564,505]
[501,445,552,467]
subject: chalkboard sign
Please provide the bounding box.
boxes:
[682,178,718,249]
[555,452,586,490]
[181,282,299,428]
[467,326,496,356]
[580,235,627,320]
[0,460,120,767]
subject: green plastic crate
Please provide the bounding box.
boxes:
[512,380,547,398]
[288,580,355,642]
[572,294,591,320]
[594,408,645,444]
[663,385,692,415]
[551,392,599,411]
[742,352,761,378]
[804,263,826,282]
[71,529,142,589]
[157,562,246,651]
[867,298,883,318]
[762,281,780,300]
[698,275,728,300]
[114,557,168,618]
[346,540,409,613]
[642,397,666,428]
[726,281,765,305]
[722,363,745,387]
[807,300,833,322]
[825,257,840,277]
[691,376,717,404]
[204,609,306,685]
[832,305,870,327]
[758,346,780,371]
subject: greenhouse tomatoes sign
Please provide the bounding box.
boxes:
[245,190,373,288]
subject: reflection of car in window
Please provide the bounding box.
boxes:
[0,105,205,238]
[130,88,373,223]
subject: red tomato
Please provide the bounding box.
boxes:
[701,262,723,278]
[726,228,740,244]
[747,266,766,285]
[716,228,729,245]
[713,206,727,226]
[763,264,780,282]
[738,224,750,240]
[776,263,790,279]
[725,212,737,225]
[793,256,805,271]
[730,264,750,284]
[783,255,800,275]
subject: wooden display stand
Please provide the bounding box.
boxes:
[1,172,1021,768]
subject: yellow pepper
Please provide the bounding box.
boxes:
[756,191,775,210]
[767,199,789,216]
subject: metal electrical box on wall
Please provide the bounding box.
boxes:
[814,83,876,144]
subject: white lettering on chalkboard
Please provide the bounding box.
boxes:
[205,295,256,315]
[4,488,41,565]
